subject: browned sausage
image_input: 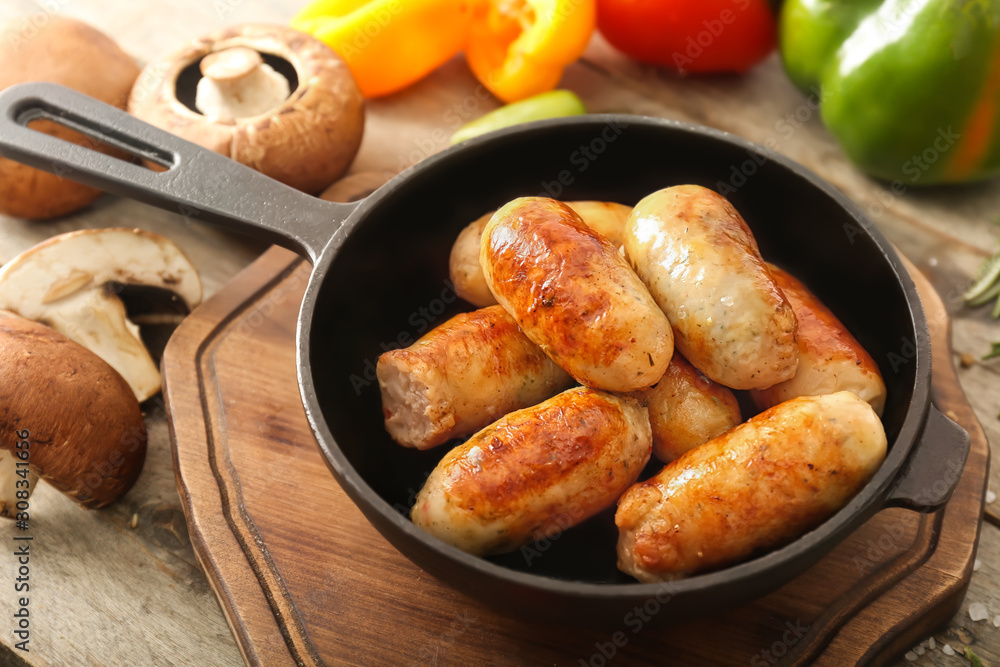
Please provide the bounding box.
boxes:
[616,392,886,582]
[481,197,673,392]
[640,353,741,463]
[751,265,886,416]
[412,387,652,555]
[449,202,633,308]
[377,305,573,449]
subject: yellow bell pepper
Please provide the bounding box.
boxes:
[466,0,596,103]
[291,0,476,98]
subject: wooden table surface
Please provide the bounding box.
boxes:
[1,1,998,665]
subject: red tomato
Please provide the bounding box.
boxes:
[596,0,776,73]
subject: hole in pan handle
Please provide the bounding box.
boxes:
[883,405,971,513]
[0,82,355,263]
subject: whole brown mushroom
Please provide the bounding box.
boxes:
[0,312,147,513]
[0,17,140,219]
[129,24,364,194]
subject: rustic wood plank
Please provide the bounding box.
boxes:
[0,2,273,665]
[0,0,998,664]
[897,520,1000,666]
[0,412,245,667]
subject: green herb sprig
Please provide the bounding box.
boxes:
[964,250,1000,358]
[964,646,984,667]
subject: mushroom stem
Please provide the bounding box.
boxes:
[195,46,290,121]
[0,449,37,520]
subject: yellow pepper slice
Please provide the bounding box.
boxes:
[292,0,476,98]
[466,0,596,103]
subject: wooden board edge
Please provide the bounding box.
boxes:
[163,246,305,667]
[198,273,324,667]
[813,259,991,665]
[788,510,942,665]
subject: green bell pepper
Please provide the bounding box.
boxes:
[780,0,1000,184]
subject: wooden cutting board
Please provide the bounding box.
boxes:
[163,244,989,667]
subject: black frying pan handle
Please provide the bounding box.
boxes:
[0,82,355,263]
[882,405,970,512]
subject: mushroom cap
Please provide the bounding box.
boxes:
[0,312,147,509]
[129,24,365,194]
[0,228,203,402]
[0,17,140,219]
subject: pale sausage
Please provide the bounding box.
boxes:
[624,185,798,389]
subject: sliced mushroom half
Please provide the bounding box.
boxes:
[0,229,202,401]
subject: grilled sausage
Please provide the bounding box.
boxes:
[412,387,652,555]
[450,201,632,307]
[641,353,741,463]
[377,305,574,449]
[616,392,886,582]
[481,197,673,392]
[624,185,798,389]
[751,265,886,416]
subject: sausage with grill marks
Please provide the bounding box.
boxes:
[481,197,672,392]
[412,387,652,555]
[450,201,633,307]
[616,392,886,582]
